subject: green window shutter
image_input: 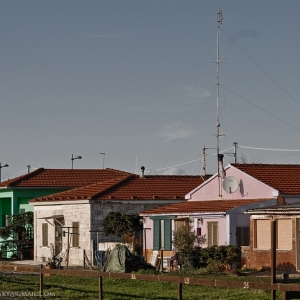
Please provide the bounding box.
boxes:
[153,219,160,250]
[164,219,172,250]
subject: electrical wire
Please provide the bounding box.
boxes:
[221,28,300,107]
[221,85,300,133]
[239,145,300,152]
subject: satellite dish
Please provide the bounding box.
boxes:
[223,176,239,194]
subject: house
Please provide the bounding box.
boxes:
[0,168,134,258]
[140,198,276,262]
[139,164,300,264]
[29,173,208,266]
[245,203,300,272]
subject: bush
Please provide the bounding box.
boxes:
[202,246,241,272]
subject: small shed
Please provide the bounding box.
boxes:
[245,203,300,272]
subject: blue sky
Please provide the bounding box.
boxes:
[1,1,300,179]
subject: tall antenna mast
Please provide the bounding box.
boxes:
[217,10,223,197]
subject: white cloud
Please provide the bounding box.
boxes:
[159,122,195,142]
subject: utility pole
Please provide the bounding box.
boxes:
[203,147,207,176]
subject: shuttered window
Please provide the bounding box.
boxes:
[42,223,48,247]
[255,219,270,249]
[153,219,160,250]
[152,218,172,251]
[164,219,172,251]
[277,219,292,250]
[72,222,80,247]
[207,222,218,247]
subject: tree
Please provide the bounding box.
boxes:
[0,211,33,258]
[102,212,143,255]
[102,212,143,237]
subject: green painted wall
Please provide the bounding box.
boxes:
[0,188,66,216]
[1,198,11,227]
[18,198,33,213]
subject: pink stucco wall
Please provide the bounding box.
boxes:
[143,217,154,249]
[188,165,278,201]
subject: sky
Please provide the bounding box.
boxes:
[1,0,300,180]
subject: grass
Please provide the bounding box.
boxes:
[0,270,289,299]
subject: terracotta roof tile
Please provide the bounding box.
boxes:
[232,164,300,194]
[30,175,209,202]
[31,175,133,202]
[0,168,133,188]
[140,198,271,216]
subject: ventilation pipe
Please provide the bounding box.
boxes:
[140,166,145,178]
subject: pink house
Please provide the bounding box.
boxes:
[140,164,300,265]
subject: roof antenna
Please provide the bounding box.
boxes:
[216,10,223,197]
[140,166,145,178]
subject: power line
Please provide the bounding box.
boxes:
[221,28,300,107]
[221,85,300,133]
[239,145,300,152]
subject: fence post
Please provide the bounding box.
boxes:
[270,219,276,300]
[99,276,103,300]
[40,264,44,298]
[178,282,182,300]
[160,248,164,272]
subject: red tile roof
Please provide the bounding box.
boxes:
[30,175,209,203]
[232,164,300,194]
[0,168,133,188]
[140,198,271,216]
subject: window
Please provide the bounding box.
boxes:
[173,218,189,251]
[153,218,172,250]
[277,219,292,250]
[72,222,79,247]
[42,223,48,247]
[254,219,270,249]
[207,222,218,247]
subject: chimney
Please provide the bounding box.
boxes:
[140,166,145,178]
[277,194,286,205]
[218,154,226,179]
